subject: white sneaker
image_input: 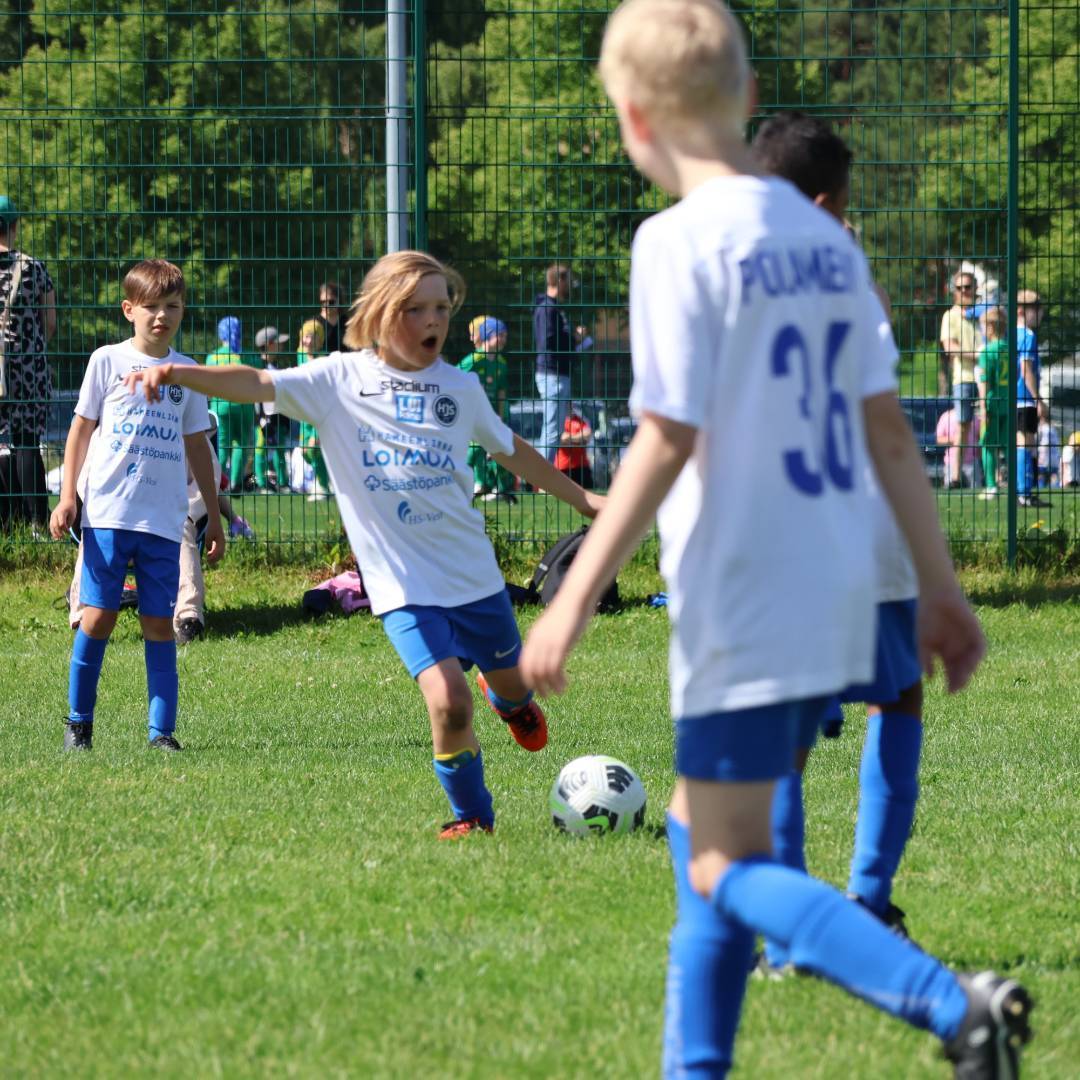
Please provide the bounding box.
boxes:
[307,482,331,502]
[978,488,998,500]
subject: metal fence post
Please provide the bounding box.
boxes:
[413,0,427,253]
[1006,0,1019,567]
[387,1,410,253]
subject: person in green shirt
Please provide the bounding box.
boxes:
[460,316,515,502]
[976,306,1009,497]
[206,316,256,493]
[297,319,332,500]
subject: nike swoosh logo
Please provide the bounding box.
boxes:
[358,389,382,397]
[493,646,516,659]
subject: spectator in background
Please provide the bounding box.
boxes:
[460,315,516,502]
[975,306,1009,498]
[205,316,256,494]
[939,270,982,487]
[554,404,594,489]
[1015,289,1049,507]
[0,196,57,531]
[1062,432,1080,487]
[314,281,343,354]
[253,325,292,492]
[297,319,332,501]
[532,263,591,463]
[1036,419,1061,489]
[936,403,980,490]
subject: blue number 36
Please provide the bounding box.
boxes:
[771,321,855,495]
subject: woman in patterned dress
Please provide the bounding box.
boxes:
[0,197,57,530]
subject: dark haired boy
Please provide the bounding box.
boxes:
[49,259,225,751]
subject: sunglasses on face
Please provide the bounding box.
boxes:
[954,284,975,293]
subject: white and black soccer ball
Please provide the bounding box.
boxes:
[549,755,647,837]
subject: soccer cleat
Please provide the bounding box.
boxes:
[750,951,795,982]
[149,734,183,752]
[175,618,204,645]
[438,818,493,840]
[63,720,93,751]
[849,894,911,939]
[944,971,1034,1080]
[978,488,999,501]
[1018,494,1049,508]
[476,672,548,751]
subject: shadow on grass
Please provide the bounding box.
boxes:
[206,601,331,637]
[964,575,1080,609]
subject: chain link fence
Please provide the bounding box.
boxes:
[1,2,1076,562]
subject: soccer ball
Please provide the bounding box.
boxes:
[549,755,647,837]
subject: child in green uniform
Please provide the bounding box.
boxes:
[460,316,516,502]
[206,316,256,493]
[976,306,1009,497]
[297,319,332,500]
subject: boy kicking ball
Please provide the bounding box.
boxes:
[125,250,603,838]
[521,2,1032,1076]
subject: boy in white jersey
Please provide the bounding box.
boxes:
[49,260,224,752]
[751,111,925,960]
[521,2,1031,1077]
[125,250,602,839]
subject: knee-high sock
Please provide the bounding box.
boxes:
[433,749,494,827]
[712,855,968,1040]
[663,815,753,1079]
[981,445,998,489]
[1017,446,1033,495]
[145,639,178,740]
[764,770,806,967]
[68,629,108,723]
[848,712,922,914]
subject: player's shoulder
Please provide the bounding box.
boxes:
[169,348,198,367]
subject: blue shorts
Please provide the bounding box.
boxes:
[953,381,978,424]
[380,589,522,680]
[818,599,921,737]
[80,526,181,618]
[675,696,829,783]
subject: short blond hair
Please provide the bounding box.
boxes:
[599,0,750,144]
[343,250,465,350]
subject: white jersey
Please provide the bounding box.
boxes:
[272,350,515,615]
[865,308,918,603]
[74,341,211,544]
[628,176,897,717]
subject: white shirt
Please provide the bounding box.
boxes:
[628,176,897,717]
[74,342,211,544]
[866,303,918,603]
[272,349,515,615]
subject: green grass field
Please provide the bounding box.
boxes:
[1,563,1078,1077]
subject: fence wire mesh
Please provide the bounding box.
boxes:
[0,1,1076,561]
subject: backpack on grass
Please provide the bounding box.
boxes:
[527,526,620,612]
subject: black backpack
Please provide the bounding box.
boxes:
[526,526,620,612]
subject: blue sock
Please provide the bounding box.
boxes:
[484,683,532,716]
[663,815,753,1079]
[764,770,806,967]
[68,629,108,723]
[713,855,968,1040]
[1017,447,1033,495]
[433,749,495,827]
[145,639,178,741]
[848,711,922,914]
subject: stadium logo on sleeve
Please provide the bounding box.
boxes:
[432,396,458,426]
[168,385,184,404]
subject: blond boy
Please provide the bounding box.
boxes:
[520,2,1031,1076]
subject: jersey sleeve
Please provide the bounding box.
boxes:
[74,350,109,422]
[180,387,212,436]
[468,375,515,456]
[271,355,336,426]
[627,218,718,428]
[858,278,900,400]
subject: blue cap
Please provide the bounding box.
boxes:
[0,196,19,228]
[469,316,507,344]
[217,316,242,352]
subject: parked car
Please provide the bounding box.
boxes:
[506,398,634,488]
[900,395,949,486]
[1042,357,1080,441]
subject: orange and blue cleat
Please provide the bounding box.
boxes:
[476,672,548,752]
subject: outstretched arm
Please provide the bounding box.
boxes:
[863,391,985,691]
[124,362,275,404]
[519,412,695,696]
[493,434,605,518]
